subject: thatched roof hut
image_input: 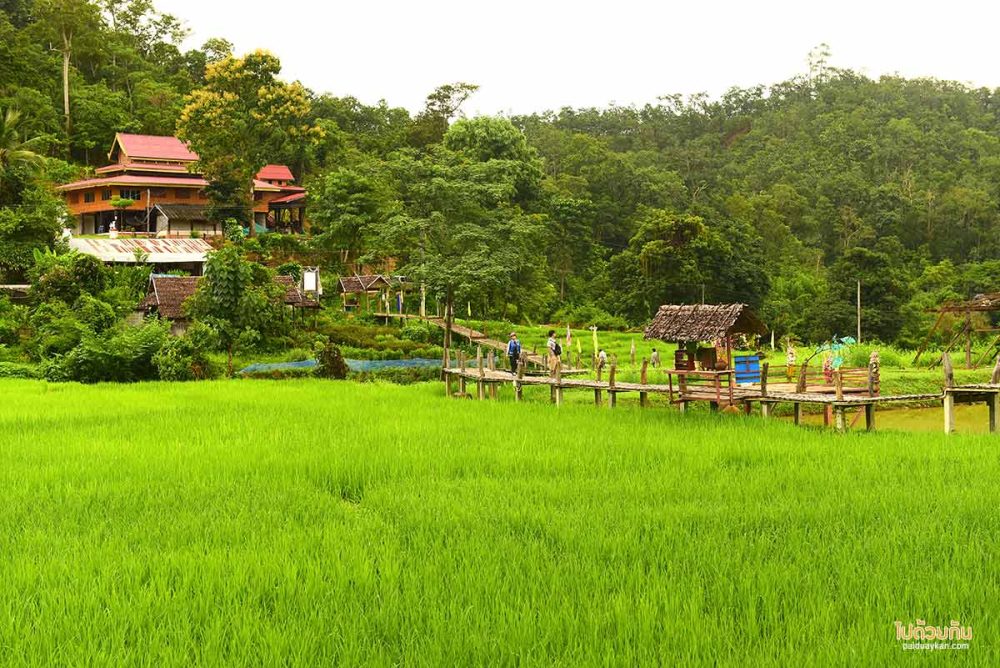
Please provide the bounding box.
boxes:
[644,303,766,343]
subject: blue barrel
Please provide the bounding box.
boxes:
[733,355,761,385]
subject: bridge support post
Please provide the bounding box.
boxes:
[944,391,955,434]
[989,394,1000,433]
[761,402,772,418]
[793,403,802,425]
[865,403,875,432]
[834,407,846,433]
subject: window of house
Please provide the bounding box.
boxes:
[176,189,191,199]
[68,192,79,204]
[83,192,95,203]
[119,189,141,200]
[102,189,113,200]
[151,189,167,198]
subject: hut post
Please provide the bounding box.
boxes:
[761,362,769,398]
[796,363,808,393]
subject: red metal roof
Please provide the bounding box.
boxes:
[59,174,210,191]
[270,192,307,205]
[114,134,198,162]
[257,164,295,181]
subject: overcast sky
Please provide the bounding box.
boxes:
[155,0,1000,115]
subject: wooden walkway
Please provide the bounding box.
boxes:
[443,364,672,407]
[378,312,582,372]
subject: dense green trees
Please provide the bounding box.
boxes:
[7,0,1000,346]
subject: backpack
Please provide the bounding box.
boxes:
[553,342,562,356]
[510,340,521,356]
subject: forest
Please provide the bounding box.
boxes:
[3,1,1000,349]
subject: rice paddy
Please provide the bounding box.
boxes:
[0,378,996,665]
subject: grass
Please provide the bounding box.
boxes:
[0,378,996,665]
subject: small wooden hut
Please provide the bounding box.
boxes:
[644,303,766,370]
[338,274,391,312]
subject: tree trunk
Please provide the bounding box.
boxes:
[62,30,71,140]
[227,345,234,377]
[444,289,453,351]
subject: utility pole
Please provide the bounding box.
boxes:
[857,280,862,343]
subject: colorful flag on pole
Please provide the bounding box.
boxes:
[591,326,598,356]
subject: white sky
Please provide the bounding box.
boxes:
[155,0,1000,115]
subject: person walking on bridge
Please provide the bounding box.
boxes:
[507,332,521,374]
[547,329,562,375]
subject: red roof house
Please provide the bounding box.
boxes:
[60,134,308,237]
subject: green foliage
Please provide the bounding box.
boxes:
[27,300,90,358]
[276,261,302,283]
[0,361,38,378]
[313,338,349,379]
[398,319,441,344]
[152,322,218,381]
[185,246,288,375]
[0,295,26,345]
[56,319,169,383]
[73,293,116,332]
[29,249,107,304]
[550,304,628,330]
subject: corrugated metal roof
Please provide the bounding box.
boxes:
[69,238,213,264]
[153,204,209,222]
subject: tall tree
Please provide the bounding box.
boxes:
[30,0,102,139]
[177,50,319,234]
[185,246,286,376]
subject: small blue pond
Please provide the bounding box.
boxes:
[240,358,445,374]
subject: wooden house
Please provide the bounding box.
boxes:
[58,133,307,236]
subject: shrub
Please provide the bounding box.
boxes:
[0,295,25,346]
[74,294,117,333]
[315,339,349,379]
[28,301,90,359]
[0,362,39,379]
[349,366,440,384]
[399,319,440,344]
[551,304,628,330]
[277,262,303,283]
[60,320,170,383]
[153,323,219,381]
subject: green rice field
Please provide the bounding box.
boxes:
[1,378,996,665]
